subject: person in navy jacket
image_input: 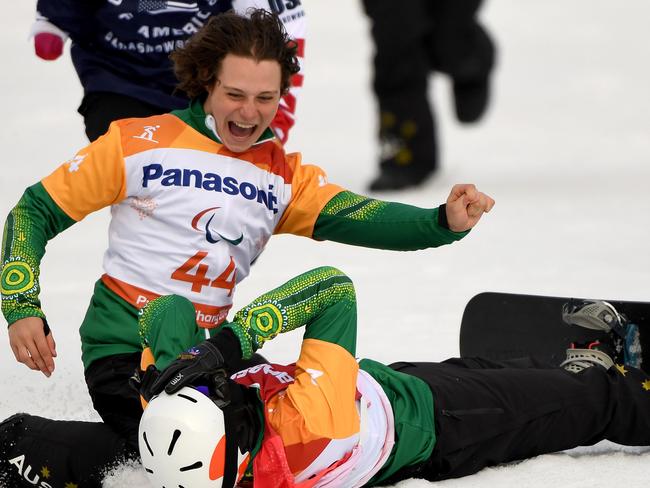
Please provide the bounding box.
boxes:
[32,0,306,142]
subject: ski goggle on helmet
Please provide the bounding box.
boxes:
[138,386,250,488]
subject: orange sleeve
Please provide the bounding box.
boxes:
[266,339,359,445]
[274,153,343,237]
[41,121,128,221]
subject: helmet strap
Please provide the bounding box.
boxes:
[221,406,240,488]
[219,382,260,487]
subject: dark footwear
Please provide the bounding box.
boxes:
[452,24,495,124]
[562,300,628,334]
[453,77,489,123]
[368,99,437,192]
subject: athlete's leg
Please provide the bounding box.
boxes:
[0,413,133,487]
[84,351,144,450]
[391,359,650,481]
[138,295,206,370]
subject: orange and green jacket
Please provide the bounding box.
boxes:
[1,100,467,369]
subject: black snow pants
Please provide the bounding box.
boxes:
[388,357,650,482]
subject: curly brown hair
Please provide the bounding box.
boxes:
[171,9,300,99]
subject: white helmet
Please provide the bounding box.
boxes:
[138,386,250,488]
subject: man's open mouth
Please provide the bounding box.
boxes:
[228,121,256,138]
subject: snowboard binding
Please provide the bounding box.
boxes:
[562,300,642,369]
[561,339,616,373]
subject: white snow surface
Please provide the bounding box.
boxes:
[2,1,650,487]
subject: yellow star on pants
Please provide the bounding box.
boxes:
[65,483,79,488]
[642,379,650,391]
[615,364,628,376]
[40,466,51,478]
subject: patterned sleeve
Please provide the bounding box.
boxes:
[2,123,128,326]
[1,184,75,326]
[224,266,357,359]
[313,190,469,250]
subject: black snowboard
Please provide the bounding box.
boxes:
[459,292,650,372]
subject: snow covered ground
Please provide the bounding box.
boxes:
[2,1,650,486]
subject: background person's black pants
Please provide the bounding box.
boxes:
[78,92,169,142]
[362,0,495,183]
[362,0,493,100]
[390,357,650,482]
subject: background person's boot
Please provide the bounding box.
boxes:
[368,97,437,191]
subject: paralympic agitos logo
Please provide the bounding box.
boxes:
[192,207,243,245]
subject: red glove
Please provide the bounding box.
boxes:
[34,32,64,60]
[31,18,68,61]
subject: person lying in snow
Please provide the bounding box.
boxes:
[5,266,645,487]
